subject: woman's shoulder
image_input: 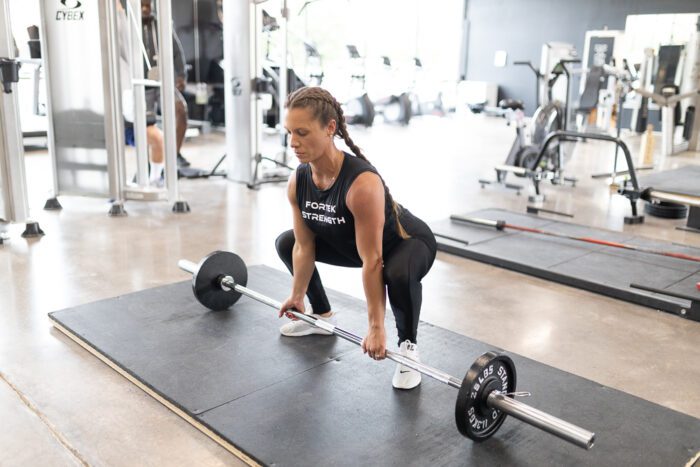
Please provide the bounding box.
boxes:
[343,152,381,191]
[344,152,376,172]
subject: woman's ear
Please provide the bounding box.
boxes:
[327,119,337,137]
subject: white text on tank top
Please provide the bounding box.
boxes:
[301,201,346,225]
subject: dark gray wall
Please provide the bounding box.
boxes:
[465,0,700,114]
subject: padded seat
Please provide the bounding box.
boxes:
[499,99,524,111]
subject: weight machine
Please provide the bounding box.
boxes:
[0,0,45,241]
[222,0,293,189]
[480,57,580,202]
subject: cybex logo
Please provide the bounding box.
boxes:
[56,0,84,21]
[60,0,82,8]
[231,78,242,96]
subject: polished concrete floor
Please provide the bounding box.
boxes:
[2,112,700,466]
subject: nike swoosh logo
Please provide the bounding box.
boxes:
[400,370,411,374]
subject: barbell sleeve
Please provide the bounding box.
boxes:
[487,392,595,449]
[450,215,506,230]
[178,259,198,275]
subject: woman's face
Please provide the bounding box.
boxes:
[285,107,335,164]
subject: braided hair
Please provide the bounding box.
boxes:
[286,86,409,239]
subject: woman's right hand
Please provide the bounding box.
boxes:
[278,295,306,319]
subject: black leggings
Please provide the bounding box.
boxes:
[275,214,437,345]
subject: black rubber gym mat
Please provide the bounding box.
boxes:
[433,209,700,321]
[49,266,700,466]
[639,165,700,197]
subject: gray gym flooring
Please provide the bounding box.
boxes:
[5,114,700,465]
[638,165,700,197]
[49,266,700,466]
[432,208,700,319]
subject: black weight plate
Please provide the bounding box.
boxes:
[192,251,248,311]
[513,146,539,176]
[643,201,688,219]
[517,146,559,176]
[455,351,516,441]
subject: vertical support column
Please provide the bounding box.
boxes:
[193,0,200,83]
[687,16,700,152]
[660,105,674,159]
[251,3,262,183]
[0,0,30,225]
[37,0,60,207]
[126,0,150,187]
[157,0,189,212]
[279,1,288,130]
[223,0,254,184]
[41,1,118,200]
[99,0,127,216]
[458,0,470,81]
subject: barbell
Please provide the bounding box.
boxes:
[178,250,595,450]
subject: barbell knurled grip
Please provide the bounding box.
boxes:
[312,317,336,333]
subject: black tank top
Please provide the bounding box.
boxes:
[296,152,403,260]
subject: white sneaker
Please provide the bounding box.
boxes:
[392,340,422,390]
[280,312,336,337]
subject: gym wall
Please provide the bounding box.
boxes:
[462,0,700,114]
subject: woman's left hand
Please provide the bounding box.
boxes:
[361,326,387,360]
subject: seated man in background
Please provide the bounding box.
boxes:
[118,0,165,187]
[141,0,191,168]
[124,121,165,187]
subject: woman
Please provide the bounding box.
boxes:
[276,87,436,390]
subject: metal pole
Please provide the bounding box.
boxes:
[157,0,187,210]
[177,258,595,450]
[530,130,640,191]
[279,1,288,129]
[223,0,254,184]
[684,16,700,151]
[193,0,200,83]
[221,274,466,387]
[37,0,60,203]
[251,3,262,184]
[610,84,624,180]
[450,214,700,263]
[487,392,595,450]
[99,0,127,208]
[0,0,30,223]
[126,0,149,187]
[177,259,198,274]
[646,190,700,208]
